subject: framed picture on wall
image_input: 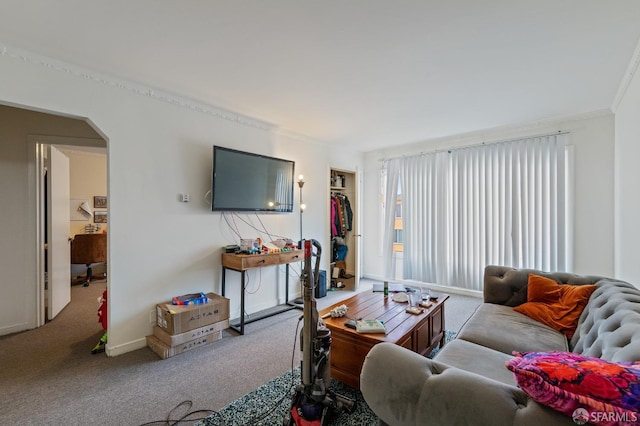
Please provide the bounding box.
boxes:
[94,211,107,223]
[94,196,107,208]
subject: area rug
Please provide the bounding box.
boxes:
[198,330,457,426]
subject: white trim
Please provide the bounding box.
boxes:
[0,41,275,132]
[57,146,107,158]
[34,143,45,328]
[328,165,361,289]
[275,127,326,145]
[0,322,32,336]
[106,337,147,357]
[612,36,640,113]
[30,135,108,330]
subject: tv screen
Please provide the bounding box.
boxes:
[212,146,295,212]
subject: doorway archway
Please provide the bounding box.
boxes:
[0,104,108,339]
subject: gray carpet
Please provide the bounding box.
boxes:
[195,330,457,426]
[0,278,480,425]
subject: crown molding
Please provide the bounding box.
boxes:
[274,127,327,146]
[612,37,640,113]
[0,42,275,132]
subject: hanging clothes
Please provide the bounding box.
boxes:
[331,193,352,237]
[330,193,354,265]
[336,196,346,237]
[338,194,353,232]
[331,195,343,237]
[331,197,339,237]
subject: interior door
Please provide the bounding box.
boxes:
[329,168,360,290]
[47,145,71,320]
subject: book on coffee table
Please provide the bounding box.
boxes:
[356,319,386,334]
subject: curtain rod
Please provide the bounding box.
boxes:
[379,130,570,163]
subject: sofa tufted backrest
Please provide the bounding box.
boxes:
[483,265,603,306]
[570,279,640,362]
[484,265,640,362]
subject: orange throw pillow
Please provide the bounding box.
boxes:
[513,274,596,339]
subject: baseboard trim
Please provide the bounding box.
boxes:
[0,321,32,337]
[105,337,147,357]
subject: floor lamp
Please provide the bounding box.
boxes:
[294,175,306,304]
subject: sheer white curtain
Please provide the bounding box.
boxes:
[388,134,569,291]
[382,159,401,280]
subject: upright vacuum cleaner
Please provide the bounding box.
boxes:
[284,239,355,426]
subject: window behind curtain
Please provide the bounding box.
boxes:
[383,134,570,291]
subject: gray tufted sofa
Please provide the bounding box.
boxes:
[360,265,640,426]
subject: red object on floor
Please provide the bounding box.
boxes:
[98,289,107,330]
[290,408,322,426]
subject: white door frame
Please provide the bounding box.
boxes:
[327,166,361,289]
[31,135,106,326]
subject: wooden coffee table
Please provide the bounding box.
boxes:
[320,290,449,389]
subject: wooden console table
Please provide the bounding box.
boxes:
[320,290,449,389]
[221,250,303,335]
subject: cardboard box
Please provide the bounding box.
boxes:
[146,332,222,359]
[153,319,229,346]
[156,292,229,335]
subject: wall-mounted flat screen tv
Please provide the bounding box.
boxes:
[212,146,295,212]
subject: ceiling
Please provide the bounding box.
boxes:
[1,1,639,152]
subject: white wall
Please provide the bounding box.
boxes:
[362,112,617,282]
[0,44,363,355]
[614,50,640,286]
[66,150,108,236]
[66,150,108,277]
